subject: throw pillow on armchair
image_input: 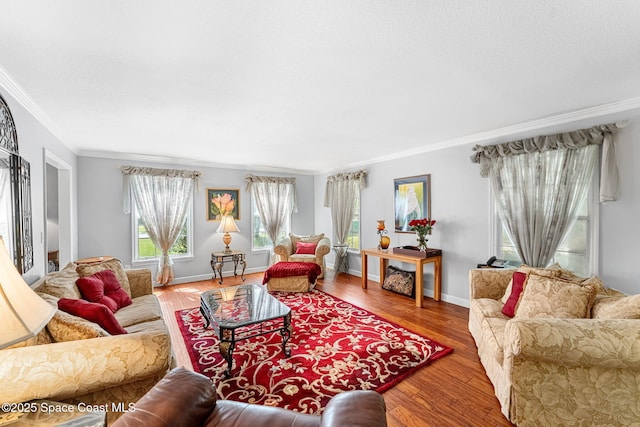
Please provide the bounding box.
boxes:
[274,233,331,279]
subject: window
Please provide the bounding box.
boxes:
[251,195,290,250]
[495,178,597,277]
[344,193,360,250]
[132,199,193,261]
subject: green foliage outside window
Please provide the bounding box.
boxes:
[137,222,189,258]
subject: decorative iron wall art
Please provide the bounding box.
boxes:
[0,93,33,273]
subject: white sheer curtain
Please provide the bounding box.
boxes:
[121,166,201,285]
[472,123,620,268]
[489,146,598,267]
[323,170,367,244]
[245,174,297,263]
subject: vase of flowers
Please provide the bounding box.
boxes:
[408,218,436,251]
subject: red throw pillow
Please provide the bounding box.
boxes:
[296,242,317,255]
[502,272,527,317]
[76,275,118,313]
[58,298,128,335]
[76,270,132,312]
[94,270,132,310]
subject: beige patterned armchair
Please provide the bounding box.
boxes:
[273,233,331,278]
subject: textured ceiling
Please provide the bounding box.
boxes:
[1,1,639,173]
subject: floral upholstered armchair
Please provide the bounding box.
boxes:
[273,233,331,279]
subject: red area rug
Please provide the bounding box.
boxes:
[175,288,453,413]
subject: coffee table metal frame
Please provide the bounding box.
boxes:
[200,284,292,377]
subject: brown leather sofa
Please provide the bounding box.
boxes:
[112,367,388,427]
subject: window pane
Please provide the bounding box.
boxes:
[252,212,272,249]
[496,186,591,275]
[252,196,290,250]
[575,196,588,216]
[553,252,587,277]
[169,223,189,255]
[556,219,587,252]
[134,201,192,261]
[138,219,158,258]
[500,245,520,262]
[345,194,360,250]
[501,225,514,246]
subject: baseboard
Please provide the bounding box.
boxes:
[153,266,267,287]
[325,267,470,308]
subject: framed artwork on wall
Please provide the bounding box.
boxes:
[207,188,240,221]
[394,174,431,233]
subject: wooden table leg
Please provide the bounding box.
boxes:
[361,252,368,289]
[433,256,442,301]
[380,258,388,284]
[414,260,424,308]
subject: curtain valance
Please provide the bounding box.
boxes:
[120,166,202,179]
[121,166,202,214]
[323,169,368,208]
[323,169,367,246]
[245,174,296,187]
[245,174,297,212]
[471,123,620,177]
[471,123,624,202]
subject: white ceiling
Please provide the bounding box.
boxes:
[1,1,639,174]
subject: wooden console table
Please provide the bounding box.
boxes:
[361,248,442,308]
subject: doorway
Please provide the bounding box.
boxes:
[44,149,72,271]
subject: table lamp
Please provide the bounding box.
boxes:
[217,215,240,254]
[0,236,56,349]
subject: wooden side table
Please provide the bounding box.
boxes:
[211,251,246,284]
[360,247,442,308]
[75,256,114,265]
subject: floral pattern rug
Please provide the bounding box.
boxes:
[175,288,453,413]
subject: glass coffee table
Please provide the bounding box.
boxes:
[200,284,292,377]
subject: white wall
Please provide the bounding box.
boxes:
[77,156,315,283]
[316,115,640,306]
[0,90,78,283]
[599,119,639,293]
[316,143,489,307]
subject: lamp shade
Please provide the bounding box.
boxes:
[0,236,56,349]
[216,215,240,233]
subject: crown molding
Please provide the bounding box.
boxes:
[328,97,640,174]
[79,149,318,176]
[0,65,73,149]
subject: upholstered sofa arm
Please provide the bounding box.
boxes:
[505,318,640,368]
[127,268,153,298]
[274,238,293,259]
[315,237,331,257]
[113,367,387,427]
[468,268,514,300]
[0,328,172,404]
[112,367,216,427]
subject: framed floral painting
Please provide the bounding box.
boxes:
[394,174,431,233]
[207,188,239,221]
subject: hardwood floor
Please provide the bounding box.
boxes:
[154,271,515,427]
